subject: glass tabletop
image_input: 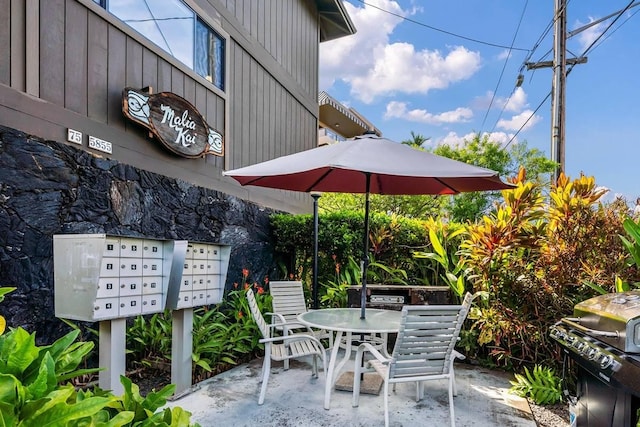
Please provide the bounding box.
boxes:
[298,308,402,334]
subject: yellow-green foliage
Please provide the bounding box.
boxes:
[460,169,638,369]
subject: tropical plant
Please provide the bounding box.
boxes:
[432,134,556,222]
[509,365,563,405]
[127,310,172,367]
[0,324,198,426]
[190,306,255,383]
[320,255,361,308]
[412,222,468,298]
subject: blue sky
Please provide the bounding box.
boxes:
[319,0,640,202]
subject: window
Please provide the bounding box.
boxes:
[95,0,225,91]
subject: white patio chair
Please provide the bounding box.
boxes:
[246,287,327,405]
[352,292,473,427]
[269,281,333,360]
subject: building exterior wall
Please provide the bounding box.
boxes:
[0,0,339,342]
[0,0,321,213]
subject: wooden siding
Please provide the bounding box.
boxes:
[0,0,9,85]
[218,0,319,98]
[0,0,320,213]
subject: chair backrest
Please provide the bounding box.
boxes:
[269,281,308,323]
[389,292,473,379]
[246,288,270,339]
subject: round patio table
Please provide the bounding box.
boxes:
[298,308,402,410]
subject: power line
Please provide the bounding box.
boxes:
[480,0,529,134]
[568,0,637,76]
[503,91,551,150]
[354,0,530,52]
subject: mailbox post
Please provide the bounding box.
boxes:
[53,235,229,396]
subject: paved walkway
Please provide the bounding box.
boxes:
[166,355,536,427]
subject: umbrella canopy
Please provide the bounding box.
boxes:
[225,135,512,195]
[224,134,513,318]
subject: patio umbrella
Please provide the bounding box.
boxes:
[224,134,513,318]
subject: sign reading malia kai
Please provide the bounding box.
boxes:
[122,87,224,158]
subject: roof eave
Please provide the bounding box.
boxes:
[316,0,356,42]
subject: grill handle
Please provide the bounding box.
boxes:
[562,317,620,338]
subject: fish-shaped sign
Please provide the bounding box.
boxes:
[122,87,224,158]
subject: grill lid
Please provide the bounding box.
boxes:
[574,291,640,322]
[567,291,640,353]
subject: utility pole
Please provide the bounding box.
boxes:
[526,0,586,182]
[551,0,566,182]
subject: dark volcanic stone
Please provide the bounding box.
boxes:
[0,125,277,344]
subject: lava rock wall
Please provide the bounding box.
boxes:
[0,125,277,343]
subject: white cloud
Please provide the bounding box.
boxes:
[497,109,542,131]
[573,18,606,52]
[319,1,482,103]
[435,131,516,148]
[502,87,528,112]
[473,87,529,113]
[384,101,473,124]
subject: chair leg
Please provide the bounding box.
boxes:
[311,354,318,378]
[451,351,465,397]
[258,345,272,405]
[448,374,456,427]
[352,353,363,407]
[383,378,390,427]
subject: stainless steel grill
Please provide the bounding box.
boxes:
[550,291,640,426]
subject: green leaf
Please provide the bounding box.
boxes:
[0,401,19,426]
[0,328,39,378]
[25,352,57,400]
[0,373,21,407]
[95,410,135,427]
[22,395,113,427]
[428,228,447,262]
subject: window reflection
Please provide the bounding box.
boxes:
[109,0,194,68]
[195,19,225,90]
[98,0,225,91]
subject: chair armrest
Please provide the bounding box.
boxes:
[259,333,324,348]
[452,350,466,361]
[355,342,390,365]
[266,312,287,325]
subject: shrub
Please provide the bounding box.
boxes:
[509,365,563,405]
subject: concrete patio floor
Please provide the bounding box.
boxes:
[166,354,537,427]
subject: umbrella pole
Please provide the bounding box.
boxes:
[311,192,321,309]
[360,173,371,319]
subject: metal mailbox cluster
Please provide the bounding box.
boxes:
[175,243,230,309]
[53,234,230,321]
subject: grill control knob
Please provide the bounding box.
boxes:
[586,348,598,360]
[600,355,613,369]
